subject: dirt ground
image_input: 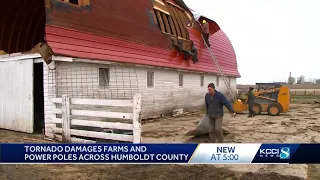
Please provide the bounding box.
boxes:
[0,102,320,180]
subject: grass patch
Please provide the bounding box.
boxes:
[291,95,320,104]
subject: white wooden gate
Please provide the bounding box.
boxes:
[0,59,34,133]
[50,93,142,143]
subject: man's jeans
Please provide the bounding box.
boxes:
[208,116,223,143]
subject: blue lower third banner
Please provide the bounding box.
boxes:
[0,143,319,164]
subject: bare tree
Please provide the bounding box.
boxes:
[297,75,305,84]
[316,79,320,85]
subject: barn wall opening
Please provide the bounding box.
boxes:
[0,0,46,54]
[152,1,192,40]
[34,62,44,134]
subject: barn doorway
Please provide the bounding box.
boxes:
[33,62,44,133]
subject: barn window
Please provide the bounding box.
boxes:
[58,0,90,7]
[216,76,220,87]
[179,74,183,87]
[228,77,231,86]
[147,71,154,88]
[99,68,109,89]
[200,75,204,87]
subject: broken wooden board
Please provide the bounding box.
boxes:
[173,108,183,117]
[0,50,8,55]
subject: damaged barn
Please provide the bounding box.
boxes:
[0,0,240,143]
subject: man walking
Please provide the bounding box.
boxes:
[247,87,255,117]
[205,83,236,143]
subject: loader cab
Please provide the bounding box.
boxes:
[256,83,282,91]
[255,83,282,100]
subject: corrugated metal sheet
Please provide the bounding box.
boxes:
[0,59,34,133]
[45,0,239,77]
[46,0,170,49]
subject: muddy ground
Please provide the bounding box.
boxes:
[0,101,320,180]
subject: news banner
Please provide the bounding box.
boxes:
[0,143,319,164]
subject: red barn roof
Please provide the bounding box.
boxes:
[45,0,240,77]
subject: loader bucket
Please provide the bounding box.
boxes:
[233,99,247,113]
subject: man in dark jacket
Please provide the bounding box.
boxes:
[205,83,236,143]
[247,87,255,117]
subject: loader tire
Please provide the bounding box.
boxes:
[268,103,282,116]
[252,103,262,115]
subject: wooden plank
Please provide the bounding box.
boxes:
[154,0,165,6]
[51,98,62,104]
[71,109,133,120]
[161,13,172,34]
[54,135,96,143]
[173,108,183,117]
[153,0,169,14]
[168,16,177,36]
[153,6,170,15]
[155,10,166,33]
[168,4,187,39]
[71,98,133,107]
[54,128,133,142]
[61,95,71,142]
[52,98,133,107]
[53,108,62,114]
[177,9,187,27]
[132,93,142,143]
[50,118,133,130]
[52,55,73,62]
[166,4,182,37]
[150,9,158,25]
[177,9,191,38]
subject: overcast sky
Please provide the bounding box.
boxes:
[184,0,320,84]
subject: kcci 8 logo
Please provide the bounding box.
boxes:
[280,147,290,159]
[259,147,290,159]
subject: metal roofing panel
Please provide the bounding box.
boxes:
[46,25,240,77]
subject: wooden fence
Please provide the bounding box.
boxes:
[49,93,142,143]
[290,90,320,96]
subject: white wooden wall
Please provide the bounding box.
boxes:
[0,59,34,133]
[43,61,237,124]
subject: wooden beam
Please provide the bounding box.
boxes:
[61,95,71,142]
[161,13,172,34]
[53,135,96,143]
[166,3,183,38]
[71,109,133,120]
[153,6,170,15]
[167,16,177,36]
[50,118,133,130]
[155,10,166,33]
[51,97,133,107]
[168,4,187,39]
[54,128,133,142]
[132,93,142,143]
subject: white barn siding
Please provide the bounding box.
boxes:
[0,59,34,133]
[43,61,237,137]
[43,62,56,138]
